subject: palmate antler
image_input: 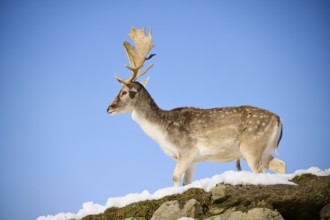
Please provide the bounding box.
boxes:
[115,26,156,85]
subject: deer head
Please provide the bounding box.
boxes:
[107,26,156,114]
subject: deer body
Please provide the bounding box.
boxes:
[107,27,286,186]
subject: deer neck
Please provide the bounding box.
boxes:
[131,89,164,125]
[131,90,179,159]
[131,90,169,143]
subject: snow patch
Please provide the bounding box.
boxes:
[37,167,330,220]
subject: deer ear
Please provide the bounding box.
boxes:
[140,77,150,87]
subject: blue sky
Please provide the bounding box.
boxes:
[1,1,330,219]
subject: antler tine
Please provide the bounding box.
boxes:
[149,26,152,36]
[115,26,155,85]
[140,63,154,77]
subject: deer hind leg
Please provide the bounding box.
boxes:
[262,127,286,174]
[240,143,264,174]
[246,157,263,174]
[264,157,286,174]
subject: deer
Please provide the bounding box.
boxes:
[107,26,286,186]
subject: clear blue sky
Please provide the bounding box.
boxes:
[1,1,329,219]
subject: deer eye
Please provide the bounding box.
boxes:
[121,91,127,96]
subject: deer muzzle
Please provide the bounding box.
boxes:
[107,105,116,114]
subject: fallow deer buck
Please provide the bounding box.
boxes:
[107,26,286,186]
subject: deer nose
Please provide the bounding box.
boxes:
[107,106,113,114]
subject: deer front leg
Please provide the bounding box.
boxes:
[236,159,242,171]
[183,164,195,186]
[173,155,194,187]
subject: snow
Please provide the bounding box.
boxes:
[37,167,330,220]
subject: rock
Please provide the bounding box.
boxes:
[82,174,330,220]
[208,206,226,215]
[209,174,330,219]
[123,218,145,220]
[203,208,284,220]
[321,204,330,220]
[210,184,227,202]
[150,199,199,220]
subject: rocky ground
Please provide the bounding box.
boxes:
[82,174,330,220]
